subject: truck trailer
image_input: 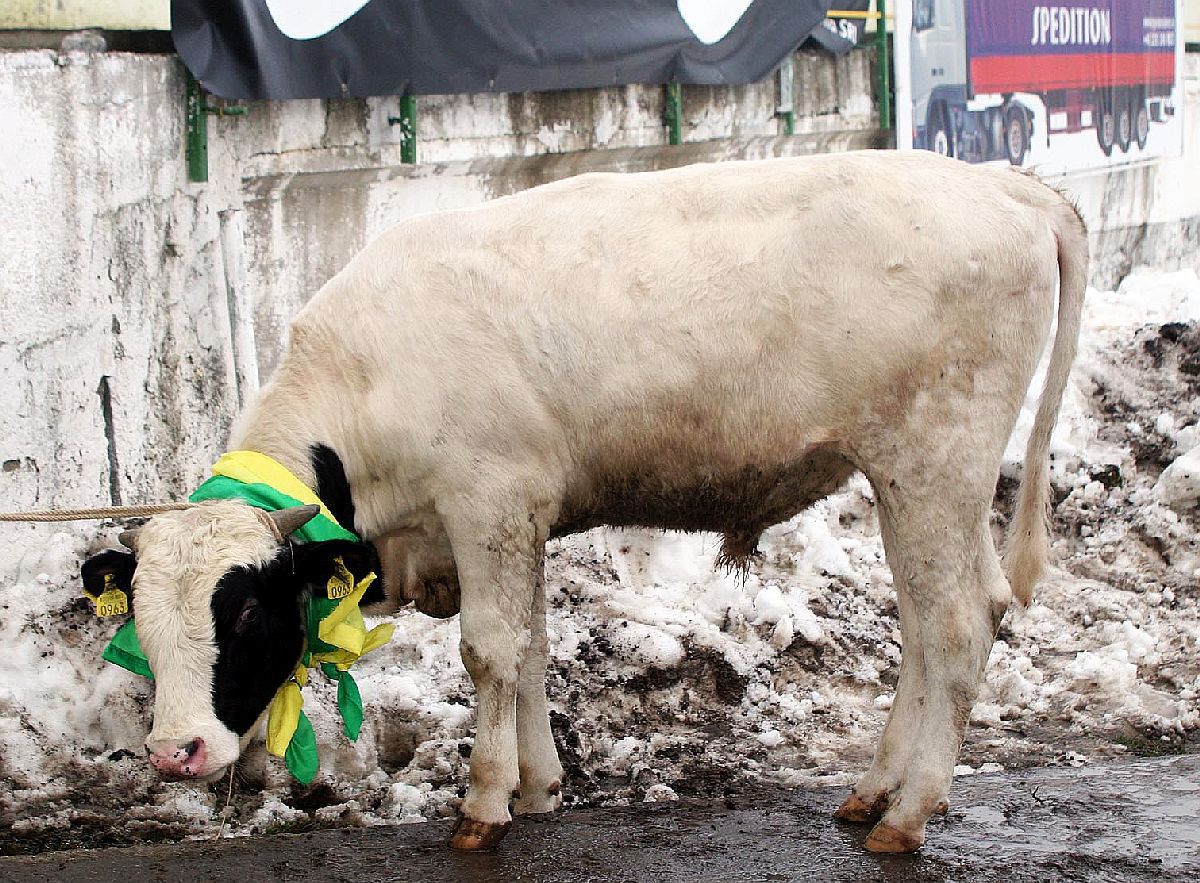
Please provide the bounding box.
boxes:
[911,1,1177,164]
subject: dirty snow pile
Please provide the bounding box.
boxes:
[1,268,1198,851]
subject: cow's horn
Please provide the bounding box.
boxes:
[118,528,140,550]
[268,504,321,538]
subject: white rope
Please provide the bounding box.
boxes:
[214,762,237,841]
[0,503,194,523]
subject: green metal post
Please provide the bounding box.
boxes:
[664,81,682,145]
[185,71,248,184]
[387,95,418,164]
[185,72,208,183]
[778,55,796,136]
[875,0,892,130]
[399,95,417,164]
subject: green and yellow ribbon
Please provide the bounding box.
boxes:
[264,564,393,782]
[99,450,394,784]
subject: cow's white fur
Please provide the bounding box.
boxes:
[126,151,1086,850]
[131,501,283,778]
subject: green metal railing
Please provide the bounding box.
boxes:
[875,0,891,131]
[387,95,418,164]
[778,54,796,135]
[185,72,247,184]
[184,4,893,179]
[664,81,682,145]
[827,2,892,131]
[186,77,419,183]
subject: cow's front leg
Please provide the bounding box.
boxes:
[514,568,564,814]
[445,507,547,851]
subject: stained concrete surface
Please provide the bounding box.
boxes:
[3,755,1197,882]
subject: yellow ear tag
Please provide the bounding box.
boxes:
[326,556,355,600]
[94,573,130,617]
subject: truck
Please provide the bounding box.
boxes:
[911,1,1178,164]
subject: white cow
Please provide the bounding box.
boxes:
[85,150,1086,853]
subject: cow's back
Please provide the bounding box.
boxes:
[279,151,1069,538]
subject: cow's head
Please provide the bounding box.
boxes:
[82,500,381,782]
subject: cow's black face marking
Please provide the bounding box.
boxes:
[210,554,306,736]
[209,538,387,736]
[292,538,387,608]
[308,443,386,608]
[311,443,357,533]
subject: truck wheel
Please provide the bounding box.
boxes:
[929,106,954,158]
[1095,98,1115,156]
[1135,99,1150,150]
[1004,106,1029,165]
[1115,96,1132,153]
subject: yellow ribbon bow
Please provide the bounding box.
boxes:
[312,572,395,670]
[264,569,395,777]
[266,663,309,757]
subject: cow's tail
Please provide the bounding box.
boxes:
[1004,202,1088,606]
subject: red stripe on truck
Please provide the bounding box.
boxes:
[971,52,1175,94]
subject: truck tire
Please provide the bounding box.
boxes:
[1004,106,1029,165]
[1135,97,1150,150]
[929,105,954,158]
[1115,91,1132,153]
[1095,97,1115,156]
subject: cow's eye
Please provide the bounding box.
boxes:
[235,598,260,634]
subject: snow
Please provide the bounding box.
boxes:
[1159,444,1200,510]
[1,267,1199,848]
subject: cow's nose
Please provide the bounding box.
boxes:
[146,737,207,779]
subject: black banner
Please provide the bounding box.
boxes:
[172,0,834,99]
[807,1,872,55]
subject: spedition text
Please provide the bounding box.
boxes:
[1030,6,1111,46]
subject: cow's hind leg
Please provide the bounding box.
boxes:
[855,475,1010,853]
[513,567,565,815]
[834,544,926,826]
[443,505,549,850]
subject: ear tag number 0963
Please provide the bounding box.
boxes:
[95,573,129,617]
[326,557,355,600]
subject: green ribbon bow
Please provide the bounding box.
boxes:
[100,451,393,784]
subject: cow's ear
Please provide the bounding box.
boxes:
[81,549,137,616]
[292,540,384,604]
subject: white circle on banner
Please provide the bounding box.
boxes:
[676,0,757,44]
[264,0,374,41]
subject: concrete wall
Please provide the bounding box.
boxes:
[0,51,240,518]
[0,44,1196,516]
[234,48,881,379]
[0,45,881,515]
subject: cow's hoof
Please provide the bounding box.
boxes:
[933,800,949,816]
[449,817,511,851]
[834,792,886,825]
[513,783,563,816]
[864,822,923,854]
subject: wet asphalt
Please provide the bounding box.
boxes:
[3,754,1197,882]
